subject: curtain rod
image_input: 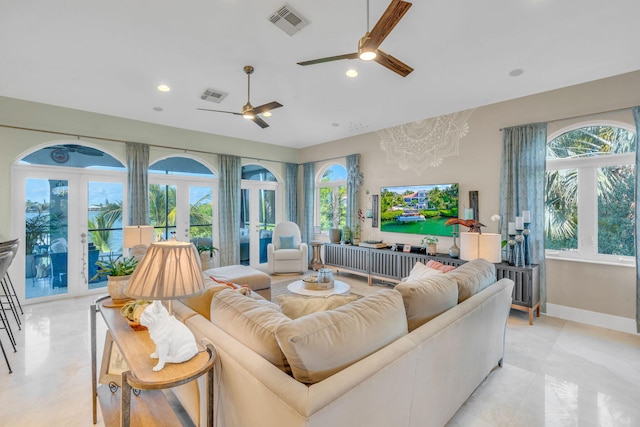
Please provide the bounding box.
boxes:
[0,123,297,165]
[499,105,634,131]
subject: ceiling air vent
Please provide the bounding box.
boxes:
[200,88,228,104]
[269,4,309,36]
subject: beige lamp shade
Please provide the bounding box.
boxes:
[123,225,155,249]
[459,232,502,264]
[125,240,205,300]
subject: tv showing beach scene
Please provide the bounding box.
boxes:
[380,183,459,236]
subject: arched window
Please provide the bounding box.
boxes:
[545,125,636,263]
[316,163,347,231]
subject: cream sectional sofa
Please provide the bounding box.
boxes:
[172,259,515,427]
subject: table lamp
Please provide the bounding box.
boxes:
[123,225,154,260]
[459,232,502,263]
[125,239,205,314]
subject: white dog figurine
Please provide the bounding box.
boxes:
[139,300,199,371]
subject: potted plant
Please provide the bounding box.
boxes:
[196,244,218,270]
[421,235,439,256]
[92,254,139,304]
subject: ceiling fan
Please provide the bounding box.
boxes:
[44,144,104,163]
[297,0,413,77]
[198,65,283,128]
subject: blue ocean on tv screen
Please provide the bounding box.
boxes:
[379,183,459,237]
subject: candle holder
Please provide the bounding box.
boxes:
[514,230,525,267]
[507,234,516,265]
[523,222,531,265]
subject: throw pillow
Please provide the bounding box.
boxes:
[277,294,359,319]
[211,288,291,373]
[404,261,443,282]
[447,258,496,303]
[395,274,458,331]
[275,289,408,384]
[426,259,457,273]
[279,235,295,249]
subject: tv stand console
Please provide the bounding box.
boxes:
[323,243,540,325]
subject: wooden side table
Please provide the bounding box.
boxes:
[308,241,324,271]
[91,296,216,426]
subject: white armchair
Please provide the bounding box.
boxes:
[267,221,308,274]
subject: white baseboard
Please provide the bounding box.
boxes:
[546,303,639,335]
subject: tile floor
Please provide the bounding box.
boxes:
[1,273,639,426]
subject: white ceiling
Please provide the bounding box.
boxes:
[2,0,640,149]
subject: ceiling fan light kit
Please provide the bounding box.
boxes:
[297,0,414,77]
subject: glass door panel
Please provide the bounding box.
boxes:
[240,189,251,265]
[258,189,275,264]
[87,181,124,290]
[149,183,177,240]
[240,184,280,267]
[25,178,69,299]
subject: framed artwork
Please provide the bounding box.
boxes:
[99,331,128,388]
[372,195,379,228]
[469,191,479,222]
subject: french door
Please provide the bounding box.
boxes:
[13,165,127,302]
[240,181,282,267]
[148,175,217,254]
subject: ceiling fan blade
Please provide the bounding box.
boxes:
[362,0,412,52]
[197,108,242,116]
[298,52,358,66]
[76,147,104,156]
[374,49,414,77]
[252,101,283,115]
[251,116,270,129]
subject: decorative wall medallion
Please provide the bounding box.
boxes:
[377,109,474,175]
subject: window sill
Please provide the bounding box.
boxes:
[545,253,635,268]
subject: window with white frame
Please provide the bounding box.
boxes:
[316,163,347,231]
[545,125,636,263]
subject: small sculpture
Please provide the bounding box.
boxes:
[445,218,486,233]
[139,300,199,371]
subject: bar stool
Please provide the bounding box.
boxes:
[0,239,23,316]
[0,251,15,373]
[0,241,21,330]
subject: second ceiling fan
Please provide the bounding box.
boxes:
[198,65,283,128]
[297,0,413,77]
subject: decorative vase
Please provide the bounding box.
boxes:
[329,228,342,243]
[449,234,460,258]
[427,243,437,256]
[200,251,215,270]
[107,275,131,304]
[342,226,351,244]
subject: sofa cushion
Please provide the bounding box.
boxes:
[279,235,295,249]
[275,289,408,384]
[180,276,265,320]
[211,288,291,373]
[277,294,359,319]
[426,259,457,273]
[447,258,496,303]
[395,274,458,331]
[403,261,443,282]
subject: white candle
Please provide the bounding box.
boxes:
[515,216,524,230]
[464,208,474,220]
[508,222,516,235]
[522,210,531,223]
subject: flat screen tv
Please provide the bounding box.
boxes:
[380,183,459,236]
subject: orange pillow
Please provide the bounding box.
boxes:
[426,260,457,273]
[209,275,253,295]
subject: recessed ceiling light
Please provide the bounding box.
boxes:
[508,69,524,77]
[346,69,358,77]
[262,111,272,117]
[157,84,171,92]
